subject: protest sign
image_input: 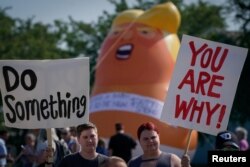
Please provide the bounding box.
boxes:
[0,58,89,129]
[161,35,248,135]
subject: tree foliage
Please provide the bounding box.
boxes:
[224,0,250,124]
[0,9,69,59]
[180,0,226,37]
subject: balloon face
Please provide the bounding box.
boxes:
[95,23,174,89]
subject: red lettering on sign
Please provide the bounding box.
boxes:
[178,69,224,98]
[188,41,228,72]
[175,95,227,127]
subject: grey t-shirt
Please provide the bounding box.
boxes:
[128,152,171,167]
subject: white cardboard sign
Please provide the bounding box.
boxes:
[0,58,89,129]
[161,35,248,135]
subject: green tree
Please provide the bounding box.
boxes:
[225,0,250,124]
[0,8,70,59]
[180,0,226,37]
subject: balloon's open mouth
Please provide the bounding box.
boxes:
[116,44,133,60]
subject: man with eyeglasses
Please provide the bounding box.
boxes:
[215,130,240,151]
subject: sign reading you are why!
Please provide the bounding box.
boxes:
[0,58,89,129]
[161,35,248,135]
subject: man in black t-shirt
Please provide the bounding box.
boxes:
[58,123,108,167]
[108,123,137,163]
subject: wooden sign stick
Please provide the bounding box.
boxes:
[184,129,193,155]
[45,128,54,167]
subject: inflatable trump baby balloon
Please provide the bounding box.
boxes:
[90,2,198,157]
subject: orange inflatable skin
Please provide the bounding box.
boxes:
[94,23,174,99]
[90,2,198,156]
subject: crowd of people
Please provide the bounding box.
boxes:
[0,122,249,167]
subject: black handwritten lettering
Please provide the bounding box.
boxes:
[40,99,49,119]
[2,66,37,92]
[20,69,37,91]
[15,101,25,120]
[3,92,87,123]
[77,95,86,118]
[3,66,19,92]
[4,95,16,123]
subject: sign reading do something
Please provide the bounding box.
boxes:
[0,58,89,129]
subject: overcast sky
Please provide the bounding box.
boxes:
[0,0,238,30]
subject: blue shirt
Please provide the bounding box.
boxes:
[0,138,7,166]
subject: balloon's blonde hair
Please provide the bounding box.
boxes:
[112,2,181,33]
[111,2,181,61]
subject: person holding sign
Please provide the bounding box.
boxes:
[128,122,191,167]
[58,122,108,167]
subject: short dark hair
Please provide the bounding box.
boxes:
[137,122,159,139]
[76,122,97,137]
[0,129,8,136]
[115,123,123,131]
